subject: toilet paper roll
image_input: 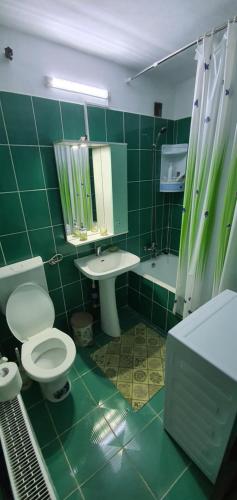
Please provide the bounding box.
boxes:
[0,362,22,402]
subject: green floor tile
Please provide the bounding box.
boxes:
[21,381,43,408]
[101,393,156,447]
[125,417,189,498]
[149,387,165,414]
[66,489,84,500]
[81,450,154,500]
[42,439,77,499]
[82,367,118,404]
[62,406,121,485]
[164,464,212,500]
[74,348,97,375]
[28,402,57,448]
[46,378,95,434]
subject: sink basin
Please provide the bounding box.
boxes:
[74,250,140,337]
[74,250,140,280]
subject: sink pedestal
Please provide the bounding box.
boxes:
[99,278,120,337]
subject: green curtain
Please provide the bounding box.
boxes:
[54,143,93,234]
[175,22,237,317]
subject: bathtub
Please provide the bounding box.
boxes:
[134,253,178,293]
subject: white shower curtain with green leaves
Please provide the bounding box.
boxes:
[54,144,93,234]
[175,22,237,317]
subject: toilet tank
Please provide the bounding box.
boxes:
[0,257,48,313]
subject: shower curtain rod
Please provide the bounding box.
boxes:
[126,15,237,83]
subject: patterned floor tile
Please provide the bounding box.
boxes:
[91,323,165,410]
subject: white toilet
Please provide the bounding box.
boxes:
[0,257,76,403]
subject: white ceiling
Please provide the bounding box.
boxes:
[0,0,236,82]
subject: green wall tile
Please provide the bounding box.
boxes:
[21,191,51,229]
[171,204,183,229]
[128,210,139,237]
[140,276,153,299]
[47,189,63,225]
[140,150,153,180]
[0,193,25,235]
[44,263,61,291]
[59,254,80,285]
[124,112,139,148]
[0,233,31,264]
[63,281,82,310]
[153,283,168,308]
[140,207,152,234]
[154,117,168,148]
[60,101,85,140]
[128,182,139,211]
[127,150,139,181]
[40,147,59,188]
[54,313,69,333]
[116,286,128,307]
[170,228,180,252]
[50,288,65,315]
[33,97,63,145]
[127,236,140,255]
[155,150,161,179]
[106,109,124,142]
[128,287,140,312]
[0,102,7,143]
[155,206,164,229]
[0,146,17,192]
[140,181,152,208]
[140,115,154,149]
[139,233,151,258]
[1,92,37,145]
[53,225,75,256]
[167,119,174,144]
[128,271,140,290]
[87,106,106,141]
[152,302,167,331]
[167,311,181,331]
[0,244,5,266]
[176,117,191,143]
[29,227,55,260]
[11,146,44,190]
[168,291,175,311]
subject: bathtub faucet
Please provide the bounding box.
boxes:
[144,242,159,258]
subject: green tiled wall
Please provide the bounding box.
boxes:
[165,117,191,254]
[0,90,190,356]
[128,271,182,333]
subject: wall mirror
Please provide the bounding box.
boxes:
[54,140,127,246]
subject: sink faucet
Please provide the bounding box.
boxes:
[95,246,102,257]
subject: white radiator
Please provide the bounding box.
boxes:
[0,395,57,500]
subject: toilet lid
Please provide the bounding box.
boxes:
[6,282,55,342]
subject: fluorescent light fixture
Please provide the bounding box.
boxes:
[46,77,108,99]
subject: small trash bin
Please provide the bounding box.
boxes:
[70,312,93,347]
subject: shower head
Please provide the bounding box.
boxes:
[153,126,167,147]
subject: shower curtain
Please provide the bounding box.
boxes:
[175,21,237,317]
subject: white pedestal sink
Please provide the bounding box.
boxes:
[74,250,140,337]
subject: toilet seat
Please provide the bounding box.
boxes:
[6,282,55,342]
[21,328,76,383]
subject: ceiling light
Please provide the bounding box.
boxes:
[46,77,109,99]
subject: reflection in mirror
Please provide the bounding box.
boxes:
[54,140,127,246]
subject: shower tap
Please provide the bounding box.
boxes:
[144,242,159,258]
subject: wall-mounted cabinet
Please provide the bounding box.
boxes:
[54,141,127,246]
[160,143,188,192]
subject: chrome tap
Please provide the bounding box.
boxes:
[95,246,102,257]
[144,242,159,258]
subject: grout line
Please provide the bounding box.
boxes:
[0,242,6,265]
[58,101,65,140]
[44,404,86,500]
[63,487,81,500]
[31,96,70,330]
[0,98,33,258]
[160,464,191,500]
[123,448,157,500]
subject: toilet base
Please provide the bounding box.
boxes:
[40,375,71,403]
